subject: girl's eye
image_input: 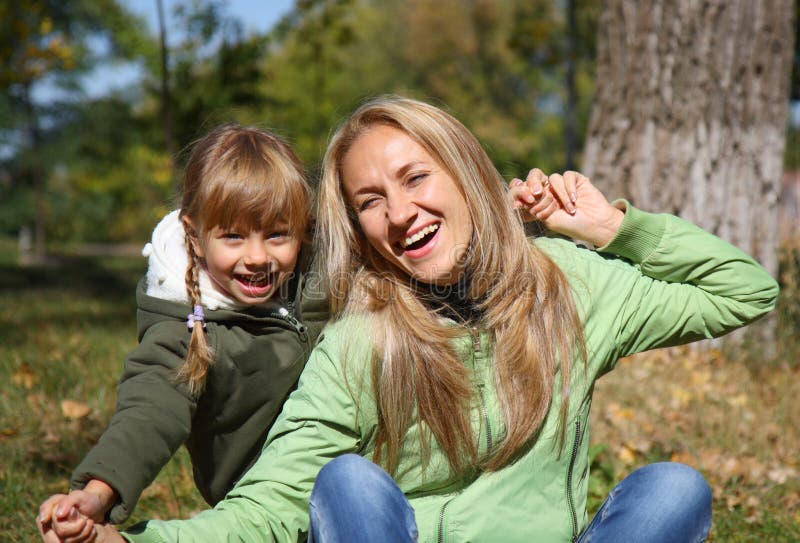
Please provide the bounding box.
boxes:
[222,233,243,240]
[267,231,289,240]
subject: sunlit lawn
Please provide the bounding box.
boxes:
[1,236,798,542]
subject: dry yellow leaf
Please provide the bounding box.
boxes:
[11,363,37,389]
[617,443,636,465]
[727,393,748,407]
[60,399,90,419]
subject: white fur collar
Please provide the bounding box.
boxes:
[141,210,242,310]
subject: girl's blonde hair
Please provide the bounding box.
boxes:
[318,96,585,474]
[178,123,311,395]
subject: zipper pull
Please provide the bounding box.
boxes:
[278,307,308,336]
[470,327,481,353]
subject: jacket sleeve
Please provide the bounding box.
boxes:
[552,202,779,373]
[120,328,366,543]
[70,321,198,524]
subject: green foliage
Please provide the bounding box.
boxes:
[251,0,602,178]
[1,0,604,243]
[586,443,615,514]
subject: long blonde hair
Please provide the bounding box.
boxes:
[178,123,311,395]
[318,97,585,474]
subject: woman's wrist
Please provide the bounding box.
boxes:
[590,206,625,247]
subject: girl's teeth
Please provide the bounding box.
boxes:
[402,224,439,248]
[238,275,268,286]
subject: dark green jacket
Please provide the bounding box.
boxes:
[70,254,328,523]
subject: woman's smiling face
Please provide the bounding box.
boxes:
[341,124,473,285]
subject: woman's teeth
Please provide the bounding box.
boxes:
[401,224,439,248]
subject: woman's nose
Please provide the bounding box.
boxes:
[386,193,417,227]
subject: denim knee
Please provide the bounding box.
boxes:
[630,462,712,512]
[309,454,418,543]
[579,462,712,543]
[313,454,388,498]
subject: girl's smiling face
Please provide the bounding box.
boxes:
[190,222,301,305]
[341,124,473,285]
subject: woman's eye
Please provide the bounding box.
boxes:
[407,173,428,185]
[358,197,379,212]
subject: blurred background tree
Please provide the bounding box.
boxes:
[0,0,155,260]
[0,0,795,257]
[0,0,605,247]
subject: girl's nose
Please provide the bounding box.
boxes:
[244,240,270,267]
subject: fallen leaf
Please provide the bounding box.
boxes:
[60,399,90,419]
[767,466,798,485]
[617,443,636,465]
[12,363,37,389]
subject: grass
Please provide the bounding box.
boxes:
[1,236,798,541]
[0,240,206,542]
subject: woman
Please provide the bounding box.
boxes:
[77,96,778,543]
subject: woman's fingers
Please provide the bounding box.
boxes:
[52,508,87,540]
[547,173,576,215]
[525,168,549,197]
[509,178,534,207]
[509,169,553,222]
[38,496,66,543]
[62,517,95,543]
[564,170,581,205]
[530,194,558,219]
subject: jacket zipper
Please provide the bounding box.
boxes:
[270,305,308,341]
[436,498,454,543]
[566,420,581,542]
[476,385,492,453]
[470,328,492,454]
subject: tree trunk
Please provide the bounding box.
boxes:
[156,0,178,193]
[582,0,795,280]
[564,0,579,171]
[23,82,47,265]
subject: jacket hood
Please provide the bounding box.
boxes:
[141,209,240,311]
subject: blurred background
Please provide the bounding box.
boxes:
[1,1,798,541]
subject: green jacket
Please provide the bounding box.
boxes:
[71,253,329,523]
[124,206,778,542]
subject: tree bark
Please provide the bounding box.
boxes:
[582,0,795,279]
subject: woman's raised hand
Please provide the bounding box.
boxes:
[509,168,624,247]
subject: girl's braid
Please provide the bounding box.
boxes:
[176,232,214,395]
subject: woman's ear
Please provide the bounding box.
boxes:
[182,216,205,258]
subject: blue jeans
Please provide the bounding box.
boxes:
[308,455,711,543]
[308,454,418,543]
[577,462,712,543]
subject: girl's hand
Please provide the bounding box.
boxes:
[38,500,96,543]
[510,169,624,247]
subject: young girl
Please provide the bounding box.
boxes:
[37,123,329,539]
